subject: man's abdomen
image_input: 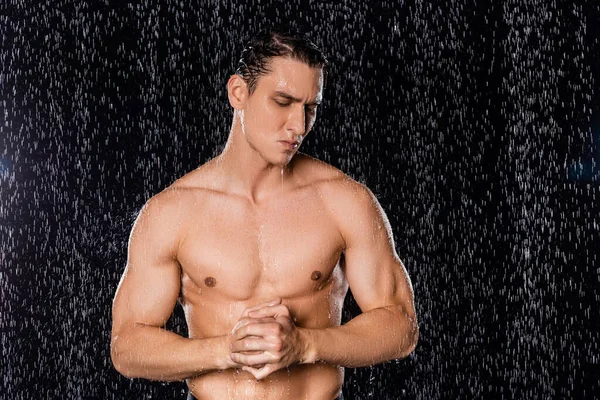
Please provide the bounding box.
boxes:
[187,363,343,400]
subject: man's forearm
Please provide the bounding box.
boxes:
[111,324,232,381]
[302,306,418,368]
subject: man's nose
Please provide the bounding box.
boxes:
[286,106,306,137]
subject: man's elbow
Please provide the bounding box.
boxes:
[406,324,419,355]
[111,351,132,379]
[110,334,137,379]
[397,318,419,359]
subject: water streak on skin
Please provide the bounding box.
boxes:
[281,168,284,196]
[257,224,266,271]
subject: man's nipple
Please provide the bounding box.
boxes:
[204,277,216,287]
[310,271,322,281]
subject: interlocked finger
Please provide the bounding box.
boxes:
[248,304,291,319]
[230,350,279,367]
[233,321,282,340]
[230,336,280,353]
[241,299,282,318]
[231,317,278,335]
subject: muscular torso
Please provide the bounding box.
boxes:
[174,155,349,399]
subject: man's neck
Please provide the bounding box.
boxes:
[215,124,292,204]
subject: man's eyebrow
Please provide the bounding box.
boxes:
[274,90,321,105]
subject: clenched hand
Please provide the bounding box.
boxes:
[229,298,309,380]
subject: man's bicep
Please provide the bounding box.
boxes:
[112,200,182,333]
[340,186,415,315]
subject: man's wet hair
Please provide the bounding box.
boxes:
[235,26,328,94]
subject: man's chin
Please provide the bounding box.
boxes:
[272,153,296,168]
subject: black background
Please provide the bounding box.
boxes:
[1,1,599,399]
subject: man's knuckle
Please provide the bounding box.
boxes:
[271,352,280,360]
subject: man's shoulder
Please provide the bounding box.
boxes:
[294,153,346,186]
[140,167,215,219]
[295,153,374,205]
[135,188,189,227]
[154,162,220,201]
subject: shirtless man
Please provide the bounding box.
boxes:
[110,27,419,400]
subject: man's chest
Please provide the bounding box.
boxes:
[177,194,345,300]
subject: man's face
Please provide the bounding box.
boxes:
[240,57,323,167]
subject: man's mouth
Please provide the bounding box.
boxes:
[279,140,299,150]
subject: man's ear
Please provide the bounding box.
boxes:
[227,74,248,110]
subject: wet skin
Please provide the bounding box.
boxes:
[111,57,417,400]
[177,155,349,399]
